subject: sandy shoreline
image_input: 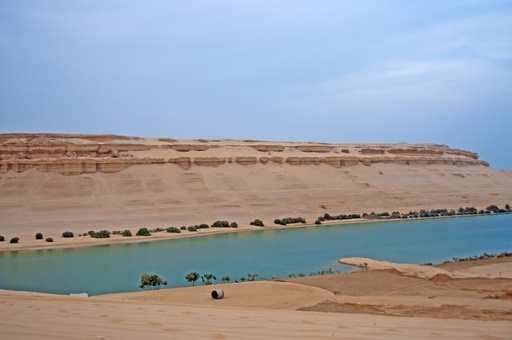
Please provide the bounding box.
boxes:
[1,257,511,339]
[0,213,504,253]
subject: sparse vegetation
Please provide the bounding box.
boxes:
[166,227,181,233]
[136,228,151,236]
[201,273,216,285]
[221,276,231,283]
[246,273,259,282]
[62,231,74,238]
[90,230,110,238]
[250,219,264,227]
[185,272,201,286]
[274,217,306,226]
[139,274,167,290]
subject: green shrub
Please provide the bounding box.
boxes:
[180,226,186,230]
[0,235,4,242]
[10,237,19,244]
[230,222,238,228]
[91,230,110,238]
[122,229,132,237]
[250,219,264,227]
[315,220,322,225]
[46,237,54,242]
[211,220,230,228]
[35,233,43,240]
[136,228,151,236]
[199,224,209,229]
[166,227,181,233]
[274,219,281,225]
[88,230,95,236]
[62,231,74,238]
[187,226,197,232]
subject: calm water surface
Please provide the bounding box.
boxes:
[0,214,510,295]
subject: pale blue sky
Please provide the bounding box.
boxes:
[1,1,511,168]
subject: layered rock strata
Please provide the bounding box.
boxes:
[0,134,489,176]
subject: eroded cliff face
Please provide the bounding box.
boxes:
[0,133,510,232]
[0,134,488,175]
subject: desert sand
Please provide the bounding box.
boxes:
[1,134,512,339]
[1,258,511,339]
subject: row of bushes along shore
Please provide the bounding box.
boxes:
[1,204,510,245]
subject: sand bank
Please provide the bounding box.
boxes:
[1,257,511,339]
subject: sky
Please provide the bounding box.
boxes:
[1,1,511,169]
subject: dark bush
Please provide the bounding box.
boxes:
[0,235,4,242]
[230,222,238,228]
[212,220,230,228]
[122,229,132,237]
[274,219,281,225]
[180,226,186,230]
[199,224,209,229]
[62,231,74,238]
[486,205,500,213]
[136,228,151,236]
[315,220,322,225]
[318,216,325,221]
[91,230,110,238]
[250,219,264,227]
[45,237,53,242]
[187,226,197,232]
[88,230,95,236]
[166,227,181,233]
[35,232,43,240]
[10,237,19,244]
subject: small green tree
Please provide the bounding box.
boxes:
[122,229,132,237]
[201,273,216,285]
[247,273,259,282]
[139,274,167,290]
[221,276,231,283]
[185,272,201,286]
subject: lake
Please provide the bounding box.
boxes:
[0,214,510,295]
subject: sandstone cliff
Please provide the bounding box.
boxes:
[0,134,510,233]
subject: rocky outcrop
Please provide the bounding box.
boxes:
[0,134,491,176]
[171,144,210,152]
[250,145,286,152]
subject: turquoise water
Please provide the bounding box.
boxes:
[0,214,510,296]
